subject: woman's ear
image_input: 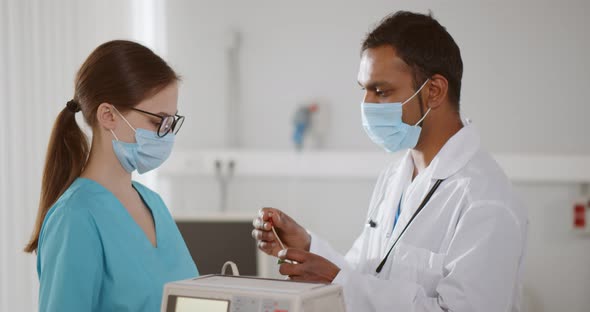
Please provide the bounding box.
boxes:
[425,74,448,110]
[96,103,117,130]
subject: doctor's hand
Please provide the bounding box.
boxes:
[252,207,311,257]
[278,249,340,283]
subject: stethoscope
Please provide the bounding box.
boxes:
[367,179,445,273]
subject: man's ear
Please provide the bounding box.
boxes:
[424,74,449,110]
[96,103,117,130]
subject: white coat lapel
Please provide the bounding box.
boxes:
[378,153,418,258]
[383,122,481,254]
[386,170,435,252]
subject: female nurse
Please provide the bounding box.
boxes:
[24,40,198,311]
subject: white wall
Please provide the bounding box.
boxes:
[166,0,590,153]
[0,1,138,311]
[517,183,590,312]
[163,1,590,311]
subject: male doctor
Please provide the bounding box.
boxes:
[252,11,528,312]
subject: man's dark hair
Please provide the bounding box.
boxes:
[362,11,463,108]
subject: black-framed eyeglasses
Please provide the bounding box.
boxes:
[130,107,185,137]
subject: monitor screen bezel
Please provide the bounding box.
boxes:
[166,294,230,312]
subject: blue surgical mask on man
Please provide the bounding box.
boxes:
[110,107,175,174]
[361,79,430,153]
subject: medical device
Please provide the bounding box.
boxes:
[161,274,346,312]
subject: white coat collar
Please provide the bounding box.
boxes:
[428,120,481,180]
[380,120,481,262]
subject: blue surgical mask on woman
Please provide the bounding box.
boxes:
[110,107,175,174]
[361,79,430,153]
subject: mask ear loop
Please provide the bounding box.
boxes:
[400,79,431,127]
[108,106,137,141]
[110,129,120,141]
[401,78,430,106]
[111,106,137,133]
[414,107,431,127]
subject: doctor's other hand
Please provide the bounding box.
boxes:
[252,207,311,257]
[278,249,340,283]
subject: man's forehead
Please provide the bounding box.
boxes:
[359,46,411,84]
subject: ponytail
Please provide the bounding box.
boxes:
[24,104,89,253]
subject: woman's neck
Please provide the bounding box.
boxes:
[81,139,133,194]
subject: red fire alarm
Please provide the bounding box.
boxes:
[574,204,586,228]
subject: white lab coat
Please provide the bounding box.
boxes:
[310,122,528,312]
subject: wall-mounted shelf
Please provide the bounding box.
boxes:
[159,149,590,183]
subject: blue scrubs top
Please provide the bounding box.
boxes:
[37,177,199,311]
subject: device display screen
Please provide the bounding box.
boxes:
[166,296,230,312]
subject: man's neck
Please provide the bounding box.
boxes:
[411,114,463,179]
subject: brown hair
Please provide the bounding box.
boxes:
[24,40,179,253]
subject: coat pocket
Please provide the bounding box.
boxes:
[386,242,445,297]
